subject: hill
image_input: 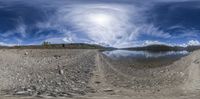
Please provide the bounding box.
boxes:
[122,44,200,52]
[186,45,200,52]
[9,43,112,49]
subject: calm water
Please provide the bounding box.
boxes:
[103,50,189,59]
[102,50,189,68]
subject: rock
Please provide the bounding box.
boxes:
[57,65,64,75]
[24,52,28,55]
[15,91,30,96]
[54,55,61,59]
[103,88,113,92]
[48,93,57,97]
[94,81,101,84]
[59,69,64,75]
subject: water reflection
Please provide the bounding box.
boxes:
[102,50,190,68]
[103,50,189,59]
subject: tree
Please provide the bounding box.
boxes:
[42,41,51,46]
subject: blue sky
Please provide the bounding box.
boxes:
[0,0,199,47]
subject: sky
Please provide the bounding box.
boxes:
[0,0,199,47]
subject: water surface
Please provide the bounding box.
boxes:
[103,50,189,68]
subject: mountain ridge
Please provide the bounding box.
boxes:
[0,43,199,51]
[120,44,200,52]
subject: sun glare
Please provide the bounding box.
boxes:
[88,13,112,26]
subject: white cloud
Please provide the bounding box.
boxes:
[1,19,27,38]
[143,40,200,47]
[44,35,75,44]
[140,24,171,38]
[0,24,27,38]
[16,24,27,38]
[188,40,200,46]
[59,4,136,47]
[143,40,170,46]
[171,29,200,39]
[45,37,67,44]
[0,42,16,46]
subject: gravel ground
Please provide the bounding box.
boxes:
[0,49,98,98]
[0,49,199,99]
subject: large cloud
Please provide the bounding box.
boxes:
[44,3,173,47]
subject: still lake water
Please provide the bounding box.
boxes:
[102,50,189,68]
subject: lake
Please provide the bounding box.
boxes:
[102,50,189,68]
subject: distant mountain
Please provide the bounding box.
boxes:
[62,43,105,49]
[186,45,200,52]
[0,46,10,48]
[122,44,200,52]
[63,43,116,49]
[11,43,114,49]
[2,43,200,51]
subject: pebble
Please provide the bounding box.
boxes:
[95,81,101,84]
[15,91,29,96]
[24,52,28,55]
[59,69,64,75]
[103,88,113,92]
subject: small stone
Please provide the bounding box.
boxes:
[72,88,79,91]
[15,91,29,95]
[54,55,61,59]
[95,81,101,84]
[57,65,64,75]
[180,72,184,76]
[24,52,28,55]
[27,89,32,92]
[48,93,57,97]
[103,88,113,92]
[59,69,64,75]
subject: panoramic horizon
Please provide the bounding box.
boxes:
[0,0,200,47]
[0,1,200,99]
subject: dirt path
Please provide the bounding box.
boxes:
[88,53,115,96]
[182,51,200,91]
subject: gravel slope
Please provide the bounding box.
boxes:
[0,49,98,97]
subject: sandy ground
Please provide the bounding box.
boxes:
[0,49,199,99]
